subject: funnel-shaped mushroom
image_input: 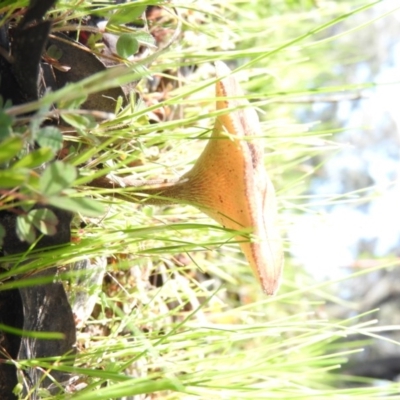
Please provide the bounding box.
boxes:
[92,62,284,294]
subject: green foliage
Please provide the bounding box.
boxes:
[33,126,63,153]
[58,93,88,110]
[0,0,399,399]
[26,208,58,236]
[39,161,77,196]
[0,168,27,188]
[46,43,63,60]
[12,147,54,169]
[108,4,146,26]
[0,127,103,245]
[61,113,96,131]
[116,33,140,58]
[16,213,37,243]
[47,196,105,217]
[0,136,23,164]
[134,30,157,47]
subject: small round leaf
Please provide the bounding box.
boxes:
[116,34,139,58]
[40,161,77,196]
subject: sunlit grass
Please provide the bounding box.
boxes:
[2,0,400,398]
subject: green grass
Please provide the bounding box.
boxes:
[1,0,400,398]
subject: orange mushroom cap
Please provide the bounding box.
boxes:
[178,61,283,294]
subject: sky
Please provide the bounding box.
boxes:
[288,2,400,281]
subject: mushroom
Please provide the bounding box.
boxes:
[91,61,284,294]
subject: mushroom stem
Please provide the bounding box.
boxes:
[89,175,190,205]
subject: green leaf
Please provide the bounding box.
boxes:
[12,147,54,169]
[115,95,124,113]
[0,322,65,339]
[46,44,63,60]
[58,93,87,109]
[34,126,63,153]
[48,196,104,217]
[116,34,139,58]
[0,170,27,188]
[12,383,23,396]
[61,113,96,130]
[133,31,156,47]
[0,110,13,140]
[29,104,53,135]
[0,136,23,164]
[108,5,146,25]
[27,208,58,236]
[16,215,36,244]
[39,161,77,196]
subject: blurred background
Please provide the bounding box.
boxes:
[283,0,400,381]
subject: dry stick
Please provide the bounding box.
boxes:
[89,61,284,295]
